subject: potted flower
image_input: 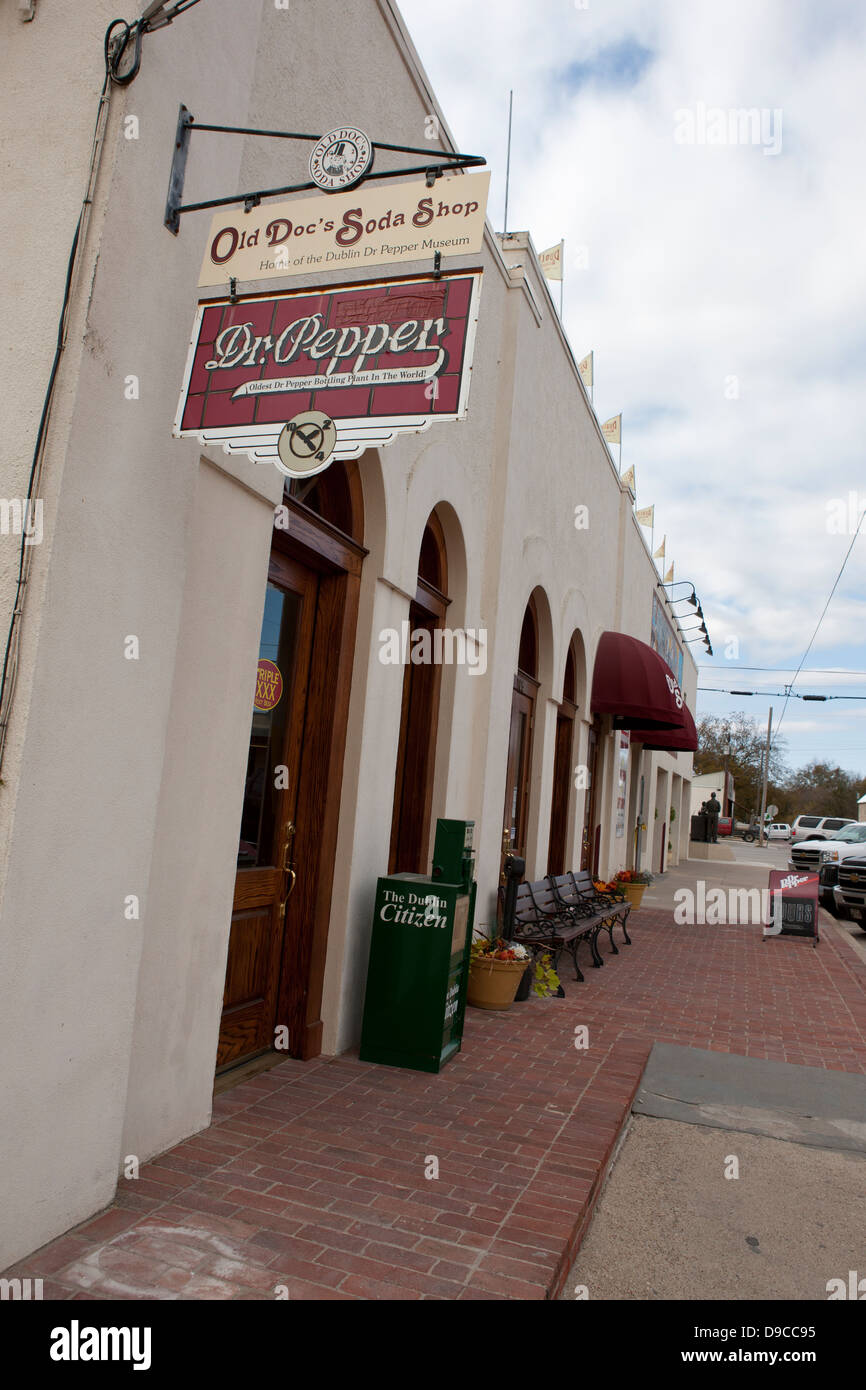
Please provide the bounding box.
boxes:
[593,877,626,900]
[613,868,653,909]
[467,936,560,1010]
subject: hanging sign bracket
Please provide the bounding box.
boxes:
[163,107,486,234]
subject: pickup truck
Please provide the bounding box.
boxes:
[832,852,866,921]
[790,823,866,915]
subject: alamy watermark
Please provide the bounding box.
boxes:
[826,491,866,535]
[674,104,782,156]
[378,621,487,675]
[0,498,43,546]
[827,1270,866,1299]
[0,1277,43,1300]
[50,1323,151,1370]
[674,881,785,931]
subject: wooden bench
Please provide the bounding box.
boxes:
[548,873,622,958]
[499,878,609,982]
[567,870,632,950]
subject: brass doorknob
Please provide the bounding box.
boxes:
[283,822,296,869]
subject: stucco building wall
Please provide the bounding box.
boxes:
[0,0,697,1269]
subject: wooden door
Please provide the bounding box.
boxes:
[502,682,534,875]
[218,553,317,1070]
[389,517,449,875]
[547,710,574,875]
[388,604,444,875]
[580,717,600,873]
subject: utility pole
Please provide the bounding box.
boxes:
[758,707,772,847]
[722,727,732,818]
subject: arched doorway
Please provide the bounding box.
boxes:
[548,644,577,874]
[502,597,539,876]
[389,511,449,874]
[218,461,365,1070]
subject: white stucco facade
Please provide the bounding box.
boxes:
[0,0,698,1270]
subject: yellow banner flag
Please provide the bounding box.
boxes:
[578,351,593,392]
[538,241,564,280]
[621,465,635,494]
[665,562,675,583]
[602,414,621,444]
[635,505,654,527]
[653,537,666,560]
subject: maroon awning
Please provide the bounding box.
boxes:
[590,631,686,730]
[631,702,698,751]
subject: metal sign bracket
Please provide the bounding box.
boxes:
[163,106,486,234]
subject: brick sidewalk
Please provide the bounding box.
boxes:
[9,910,866,1300]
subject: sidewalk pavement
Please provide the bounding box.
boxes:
[561,1113,866,1301]
[7,861,866,1301]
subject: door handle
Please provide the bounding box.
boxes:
[279,868,297,920]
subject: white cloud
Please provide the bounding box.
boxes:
[399,0,866,768]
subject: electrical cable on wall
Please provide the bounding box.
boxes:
[0,4,204,773]
[0,68,112,770]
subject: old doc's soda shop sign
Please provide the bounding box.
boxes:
[173,273,481,477]
[196,172,490,286]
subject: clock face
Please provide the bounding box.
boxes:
[275,411,338,479]
[309,126,373,191]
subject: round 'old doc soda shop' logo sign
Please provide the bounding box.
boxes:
[309,126,373,191]
[255,660,283,712]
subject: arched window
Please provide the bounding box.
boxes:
[388,512,449,874]
[502,597,540,872]
[563,646,576,704]
[518,601,538,678]
[285,459,363,542]
[548,642,578,875]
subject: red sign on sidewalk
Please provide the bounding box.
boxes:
[765,869,819,944]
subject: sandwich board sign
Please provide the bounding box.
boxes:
[765,870,819,946]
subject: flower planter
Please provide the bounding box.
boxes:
[621,883,647,909]
[467,957,527,1011]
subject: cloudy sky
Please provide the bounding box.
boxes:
[398,0,866,778]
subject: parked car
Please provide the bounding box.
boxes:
[793,822,866,914]
[765,823,792,841]
[790,814,857,844]
[833,852,866,922]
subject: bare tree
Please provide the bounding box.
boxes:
[695,712,788,819]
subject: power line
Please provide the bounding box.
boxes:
[699,665,866,676]
[698,688,866,700]
[772,508,866,747]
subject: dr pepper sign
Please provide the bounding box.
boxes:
[173,273,482,477]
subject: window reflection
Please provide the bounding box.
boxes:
[238,584,299,867]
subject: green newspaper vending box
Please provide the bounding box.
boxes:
[359,819,477,1073]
